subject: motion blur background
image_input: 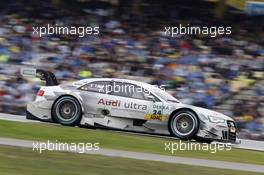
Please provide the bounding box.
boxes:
[0,0,263,140]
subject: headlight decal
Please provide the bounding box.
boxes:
[208,116,225,123]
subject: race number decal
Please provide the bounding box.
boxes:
[144,110,166,121]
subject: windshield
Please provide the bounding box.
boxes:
[152,87,180,103]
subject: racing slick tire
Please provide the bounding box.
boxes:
[168,110,199,140]
[52,96,82,126]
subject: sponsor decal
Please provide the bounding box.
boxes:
[144,113,166,121]
[97,98,147,111]
[144,109,167,121]
[97,98,121,107]
[153,104,170,110]
[124,102,147,111]
[229,127,236,133]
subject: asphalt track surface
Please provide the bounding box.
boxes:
[1,113,264,172]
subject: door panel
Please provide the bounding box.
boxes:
[78,81,110,115]
[97,81,166,120]
[100,94,153,119]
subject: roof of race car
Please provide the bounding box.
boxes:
[69,78,180,103]
[73,78,154,89]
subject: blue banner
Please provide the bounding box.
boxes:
[246,1,264,16]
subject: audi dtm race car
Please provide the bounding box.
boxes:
[21,68,239,143]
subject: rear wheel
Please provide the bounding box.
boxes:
[52,96,82,126]
[168,110,199,140]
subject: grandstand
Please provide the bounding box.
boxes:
[0,0,263,140]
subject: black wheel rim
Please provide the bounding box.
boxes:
[56,99,78,122]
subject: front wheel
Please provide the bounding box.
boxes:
[168,110,199,140]
[52,96,82,126]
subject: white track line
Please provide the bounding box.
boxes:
[0,137,263,173]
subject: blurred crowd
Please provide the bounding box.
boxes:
[0,1,263,140]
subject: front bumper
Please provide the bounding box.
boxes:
[197,120,239,143]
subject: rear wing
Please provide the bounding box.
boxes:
[20,68,58,86]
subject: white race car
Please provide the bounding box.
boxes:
[22,68,239,143]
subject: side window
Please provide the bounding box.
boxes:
[110,82,145,100]
[110,82,132,97]
[142,90,161,102]
[78,81,110,93]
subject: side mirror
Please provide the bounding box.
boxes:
[146,95,156,102]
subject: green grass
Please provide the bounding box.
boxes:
[0,120,264,165]
[0,145,263,175]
